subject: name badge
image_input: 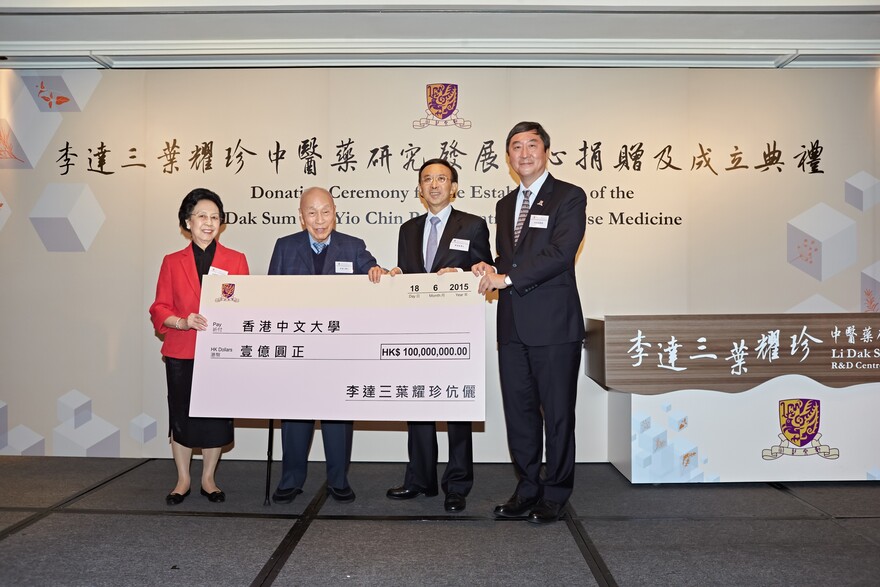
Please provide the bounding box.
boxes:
[208,266,229,276]
[449,238,470,252]
[529,215,549,229]
[335,261,354,274]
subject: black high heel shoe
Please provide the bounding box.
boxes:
[165,489,190,506]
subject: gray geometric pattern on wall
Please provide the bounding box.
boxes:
[29,183,105,252]
[786,202,856,282]
[53,389,120,457]
[0,76,62,169]
[20,70,102,113]
[0,400,45,456]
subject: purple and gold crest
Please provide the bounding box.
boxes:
[414,83,471,129]
[778,398,820,447]
[221,283,236,300]
[426,83,458,120]
[763,397,837,460]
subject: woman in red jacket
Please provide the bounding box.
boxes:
[149,188,249,505]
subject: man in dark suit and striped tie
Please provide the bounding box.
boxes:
[473,122,587,524]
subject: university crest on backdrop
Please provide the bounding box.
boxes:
[413,83,472,129]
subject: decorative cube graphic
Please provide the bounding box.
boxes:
[649,444,674,477]
[638,425,667,454]
[21,75,77,112]
[57,389,91,428]
[0,79,62,169]
[0,400,7,448]
[787,294,846,313]
[633,448,652,468]
[845,171,880,211]
[53,414,120,457]
[868,468,880,481]
[0,119,30,170]
[20,71,102,113]
[688,470,704,483]
[0,426,45,456]
[668,411,688,432]
[632,412,650,435]
[29,183,105,252]
[787,203,856,281]
[130,413,158,444]
[861,261,880,312]
[53,388,119,456]
[675,439,699,476]
[0,191,11,233]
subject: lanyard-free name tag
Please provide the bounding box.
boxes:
[529,215,549,229]
[449,238,470,252]
[335,261,354,274]
[208,266,229,276]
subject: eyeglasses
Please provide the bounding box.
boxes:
[419,175,452,185]
[191,212,221,222]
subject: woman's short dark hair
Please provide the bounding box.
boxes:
[418,158,458,184]
[178,188,225,232]
[505,121,551,152]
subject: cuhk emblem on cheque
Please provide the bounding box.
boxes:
[413,83,471,129]
[215,282,239,303]
[761,398,838,460]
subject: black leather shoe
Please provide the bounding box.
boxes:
[527,499,564,524]
[327,486,356,503]
[200,488,226,503]
[444,492,467,512]
[272,487,303,504]
[493,494,539,518]
[386,485,439,500]
[165,489,190,506]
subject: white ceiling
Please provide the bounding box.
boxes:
[1,1,879,69]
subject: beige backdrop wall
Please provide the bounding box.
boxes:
[0,67,878,462]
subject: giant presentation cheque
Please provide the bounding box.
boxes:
[190,273,486,421]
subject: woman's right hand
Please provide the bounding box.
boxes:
[186,312,209,331]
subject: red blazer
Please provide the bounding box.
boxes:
[149,241,249,359]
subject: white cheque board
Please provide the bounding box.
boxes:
[190,273,486,421]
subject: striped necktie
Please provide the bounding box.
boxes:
[513,189,531,246]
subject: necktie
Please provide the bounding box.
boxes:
[513,189,531,246]
[312,241,327,254]
[425,216,440,271]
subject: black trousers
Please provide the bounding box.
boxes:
[498,340,581,504]
[403,421,474,495]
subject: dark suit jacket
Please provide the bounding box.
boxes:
[150,241,250,359]
[268,230,377,276]
[495,173,586,347]
[397,207,492,273]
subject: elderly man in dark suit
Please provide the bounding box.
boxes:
[473,122,587,524]
[379,158,492,513]
[268,186,385,505]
